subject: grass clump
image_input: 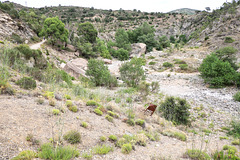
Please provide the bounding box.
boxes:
[52,109,60,115]
[12,150,36,160]
[126,119,135,126]
[63,130,81,144]
[135,119,145,127]
[228,120,240,138]
[174,59,186,64]
[38,143,79,160]
[69,105,78,113]
[43,91,54,99]
[162,130,187,141]
[66,100,73,107]
[37,98,44,105]
[121,143,132,154]
[224,37,235,43]
[109,135,117,142]
[149,61,156,65]
[93,144,113,155]
[64,94,71,100]
[100,136,107,142]
[135,133,147,146]
[16,77,36,89]
[185,149,211,160]
[94,108,103,116]
[233,92,240,102]
[81,122,88,128]
[163,62,173,68]
[179,64,188,70]
[105,115,114,122]
[232,139,240,145]
[81,152,93,160]
[107,111,119,118]
[86,100,99,106]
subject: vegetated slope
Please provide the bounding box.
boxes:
[168,8,200,15]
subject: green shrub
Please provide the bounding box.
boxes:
[100,136,107,142]
[16,77,36,89]
[38,143,79,160]
[120,57,145,87]
[135,119,145,127]
[149,61,156,65]
[121,143,132,154]
[215,47,238,70]
[52,109,60,115]
[69,106,78,112]
[86,100,98,106]
[233,92,240,102]
[179,64,188,70]
[163,62,173,68]
[81,122,88,128]
[64,94,71,100]
[135,133,147,146]
[185,149,211,160]
[66,100,73,107]
[224,37,235,43]
[126,119,135,126]
[107,111,119,118]
[228,120,240,138]
[63,130,81,144]
[81,152,93,160]
[93,144,113,155]
[160,96,190,125]
[86,59,117,87]
[232,139,240,145]
[115,97,121,103]
[126,97,133,103]
[162,130,187,141]
[94,108,103,116]
[199,53,236,87]
[108,135,117,142]
[43,91,54,99]
[105,115,114,122]
[0,80,14,95]
[12,150,36,160]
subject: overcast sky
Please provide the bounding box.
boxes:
[5,0,231,12]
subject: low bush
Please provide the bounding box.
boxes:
[228,120,240,138]
[16,77,36,89]
[63,130,81,144]
[64,94,71,100]
[126,119,135,126]
[179,64,188,70]
[233,92,240,102]
[12,150,36,160]
[94,108,103,116]
[224,37,235,43]
[105,115,114,122]
[108,135,117,142]
[81,122,88,128]
[135,119,145,127]
[162,130,187,141]
[149,61,156,65]
[49,98,56,106]
[174,59,186,64]
[135,133,147,146]
[121,143,132,154]
[86,100,99,106]
[38,143,79,160]
[52,109,60,115]
[66,100,73,107]
[185,149,211,160]
[232,139,240,145]
[93,144,113,155]
[69,106,78,112]
[81,152,93,160]
[100,136,107,142]
[163,62,173,68]
[43,91,54,99]
[107,111,119,118]
[159,96,190,125]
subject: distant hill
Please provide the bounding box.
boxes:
[168,8,200,15]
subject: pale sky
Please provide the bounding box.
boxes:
[5,0,231,12]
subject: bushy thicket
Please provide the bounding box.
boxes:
[159,96,190,125]
[199,47,239,88]
[16,77,36,90]
[120,58,145,87]
[86,59,117,87]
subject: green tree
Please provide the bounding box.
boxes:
[115,28,131,51]
[77,22,98,43]
[120,58,146,87]
[199,53,236,87]
[215,47,238,70]
[86,59,117,87]
[40,17,68,46]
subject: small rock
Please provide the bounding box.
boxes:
[55,94,62,101]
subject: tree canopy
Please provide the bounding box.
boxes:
[77,22,98,43]
[40,16,68,46]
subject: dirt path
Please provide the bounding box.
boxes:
[30,40,46,50]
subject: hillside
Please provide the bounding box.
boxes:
[0,1,240,160]
[168,8,200,15]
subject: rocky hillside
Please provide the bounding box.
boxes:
[168,8,200,15]
[0,9,37,43]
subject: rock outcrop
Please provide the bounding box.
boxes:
[0,10,36,41]
[130,43,146,58]
[63,58,88,78]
